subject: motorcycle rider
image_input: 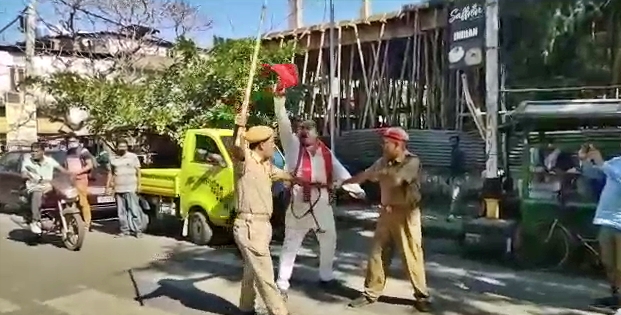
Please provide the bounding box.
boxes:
[22,142,73,234]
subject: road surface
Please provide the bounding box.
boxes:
[0,212,611,315]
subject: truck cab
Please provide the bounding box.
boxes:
[139,128,288,245]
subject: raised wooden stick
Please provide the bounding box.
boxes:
[233,1,268,145]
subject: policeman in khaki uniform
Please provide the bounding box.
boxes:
[342,127,431,313]
[232,125,295,315]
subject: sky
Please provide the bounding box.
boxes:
[0,0,423,47]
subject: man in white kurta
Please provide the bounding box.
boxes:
[274,98,365,294]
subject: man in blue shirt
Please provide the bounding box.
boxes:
[582,145,621,311]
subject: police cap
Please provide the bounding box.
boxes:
[244,125,274,144]
[382,127,409,142]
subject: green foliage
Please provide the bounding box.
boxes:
[502,0,621,104]
[29,37,299,142]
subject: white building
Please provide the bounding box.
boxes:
[0,25,174,146]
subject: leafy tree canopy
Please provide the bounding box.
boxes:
[501,0,621,102]
[29,37,298,142]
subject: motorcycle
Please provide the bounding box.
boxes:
[20,170,86,251]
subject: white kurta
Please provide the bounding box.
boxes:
[274,98,364,291]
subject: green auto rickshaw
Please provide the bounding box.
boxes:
[505,99,621,270]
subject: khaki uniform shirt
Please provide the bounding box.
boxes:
[235,149,288,216]
[366,152,422,208]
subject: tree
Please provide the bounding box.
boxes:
[29,37,299,142]
[501,0,621,103]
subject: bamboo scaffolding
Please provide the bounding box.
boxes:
[272,8,472,133]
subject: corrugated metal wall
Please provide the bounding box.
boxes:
[323,129,486,172]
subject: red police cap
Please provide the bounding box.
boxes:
[381,127,409,142]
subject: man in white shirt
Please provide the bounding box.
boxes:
[274,97,365,296]
[22,142,72,234]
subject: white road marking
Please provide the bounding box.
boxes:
[42,289,176,315]
[0,297,20,313]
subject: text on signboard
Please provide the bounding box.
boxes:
[449,4,484,24]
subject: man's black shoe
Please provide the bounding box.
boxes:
[348,295,375,308]
[589,295,620,313]
[318,279,339,290]
[413,299,432,313]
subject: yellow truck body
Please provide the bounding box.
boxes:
[138,128,288,245]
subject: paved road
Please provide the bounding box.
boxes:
[0,212,612,315]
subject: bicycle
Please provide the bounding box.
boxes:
[514,176,601,270]
[514,215,600,270]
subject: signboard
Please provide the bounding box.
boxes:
[447,2,485,69]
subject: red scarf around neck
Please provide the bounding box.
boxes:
[294,141,333,202]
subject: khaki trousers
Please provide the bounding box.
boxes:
[599,226,621,288]
[76,183,91,227]
[234,217,288,315]
[363,207,429,300]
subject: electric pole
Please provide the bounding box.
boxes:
[25,1,36,78]
[13,0,39,149]
[483,0,500,217]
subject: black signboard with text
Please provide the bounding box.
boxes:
[447,2,485,69]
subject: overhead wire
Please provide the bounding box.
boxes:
[0,7,28,39]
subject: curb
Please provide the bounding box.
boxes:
[422,222,464,240]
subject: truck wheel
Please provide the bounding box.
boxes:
[188,211,213,245]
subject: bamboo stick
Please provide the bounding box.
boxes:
[353,25,370,128]
[297,34,311,116]
[233,2,267,144]
[345,44,354,130]
[309,30,326,122]
[392,36,412,123]
[336,25,342,134]
[361,23,386,128]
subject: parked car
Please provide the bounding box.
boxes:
[0,150,117,214]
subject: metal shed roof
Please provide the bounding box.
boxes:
[511,99,621,119]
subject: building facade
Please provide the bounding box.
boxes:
[0,25,173,149]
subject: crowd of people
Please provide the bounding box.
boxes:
[22,135,145,238]
[230,93,432,315]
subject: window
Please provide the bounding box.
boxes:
[9,67,25,92]
[193,135,224,165]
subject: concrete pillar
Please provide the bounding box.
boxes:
[360,0,371,20]
[288,0,303,30]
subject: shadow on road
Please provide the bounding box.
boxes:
[138,276,240,315]
[128,211,607,315]
[6,218,67,249]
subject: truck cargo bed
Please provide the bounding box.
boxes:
[139,168,181,197]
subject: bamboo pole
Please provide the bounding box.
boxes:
[336,25,343,134]
[345,45,354,130]
[233,2,267,143]
[309,30,326,121]
[353,25,370,128]
[361,23,386,127]
[413,34,423,128]
[392,36,412,123]
[376,40,390,122]
[423,33,431,129]
[297,34,311,116]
